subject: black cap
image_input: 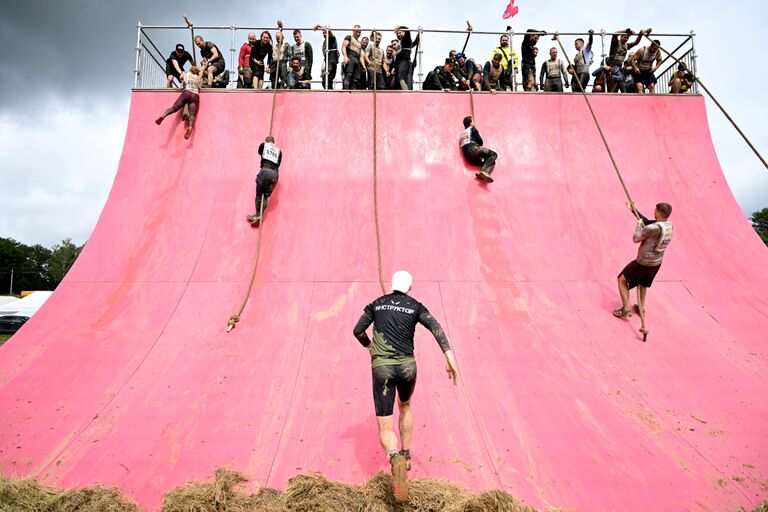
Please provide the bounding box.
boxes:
[445,58,454,65]
[176,43,185,52]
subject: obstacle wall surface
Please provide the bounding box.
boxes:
[1,90,766,512]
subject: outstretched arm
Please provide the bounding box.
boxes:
[418,309,457,384]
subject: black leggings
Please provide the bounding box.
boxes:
[465,146,498,174]
[164,89,199,128]
[255,168,279,214]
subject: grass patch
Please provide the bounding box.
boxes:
[0,334,11,347]
[754,501,768,512]
[1,468,539,512]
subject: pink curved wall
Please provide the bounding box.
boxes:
[0,90,766,511]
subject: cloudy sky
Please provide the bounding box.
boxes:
[1,0,766,246]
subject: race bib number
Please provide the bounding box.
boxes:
[459,129,472,147]
[262,143,280,164]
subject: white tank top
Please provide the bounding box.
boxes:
[262,142,281,165]
[654,221,673,253]
[183,72,201,94]
[459,127,473,148]
[638,47,659,71]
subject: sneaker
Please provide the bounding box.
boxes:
[184,127,193,139]
[390,452,408,502]
[247,214,261,225]
[155,116,165,125]
[612,308,632,318]
[476,170,494,183]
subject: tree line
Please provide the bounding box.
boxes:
[752,208,768,246]
[0,238,83,295]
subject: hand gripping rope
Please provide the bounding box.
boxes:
[227,20,284,333]
[553,34,650,341]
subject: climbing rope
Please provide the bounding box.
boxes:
[554,34,649,341]
[227,22,284,333]
[372,30,386,295]
[468,86,476,122]
[641,34,768,172]
[553,35,641,219]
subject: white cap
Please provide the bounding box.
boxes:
[391,270,413,293]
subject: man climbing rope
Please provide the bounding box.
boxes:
[155,65,201,140]
[613,202,674,341]
[460,116,498,183]
[247,136,282,226]
[353,270,458,503]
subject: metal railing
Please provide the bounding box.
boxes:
[134,22,699,94]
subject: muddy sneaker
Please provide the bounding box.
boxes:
[476,170,494,183]
[184,127,193,139]
[247,214,261,225]
[155,116,165,125]
[612,308,632,318]
[400,449,411,471]
[390,452,408,502]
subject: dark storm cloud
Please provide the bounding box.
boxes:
[0,0,298,113]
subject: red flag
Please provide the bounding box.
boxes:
[503,0,519,19]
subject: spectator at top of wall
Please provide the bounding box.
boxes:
[423,59,457,91]
[291,29,314,77]
[608,27,648,68]
[251,31,273,90]
[286,56,311,89]
[521,29,544,91]
[491,34,519,90]
[238,33,257,88]
[484,53,506,92]
[166,43,194,89]
[452,53,476,91]
[313,24,339,89]
[195,35,225,88]
[670,62,694,94]
[572,30,594,91]
[394,26,413,90]
[271,30,291,88]
[540,47,569,92]
[630,39,662,94]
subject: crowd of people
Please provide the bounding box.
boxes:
[164,26,695,94]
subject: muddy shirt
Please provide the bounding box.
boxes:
[353,291,451,368]
[201,41,222,62]
[634,212,673,266]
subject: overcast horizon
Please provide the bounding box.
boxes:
[1,0,766,247]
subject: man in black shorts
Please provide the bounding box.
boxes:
[248,136,282,225]
[460,116,498,182]
[614,202,674,339]
[194,35,225,87]
[353,270,458,502]
[165,44,194,88]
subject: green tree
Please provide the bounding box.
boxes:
[751,208,768,246]
[48,238,83,286]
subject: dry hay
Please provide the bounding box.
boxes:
[3,468,538,512]
[0,474,139,512]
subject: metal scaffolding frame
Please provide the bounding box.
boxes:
[134,22,699,93]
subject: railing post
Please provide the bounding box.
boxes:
[689,30,698,94]
[509,27,516,91]
[134,22,142,88]
[417,26,423,90]
[325,25,331,88]
[599,28,607,93]
[231,23,237,89]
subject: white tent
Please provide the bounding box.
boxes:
[0,291,53,317]
[0,296,19,307]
